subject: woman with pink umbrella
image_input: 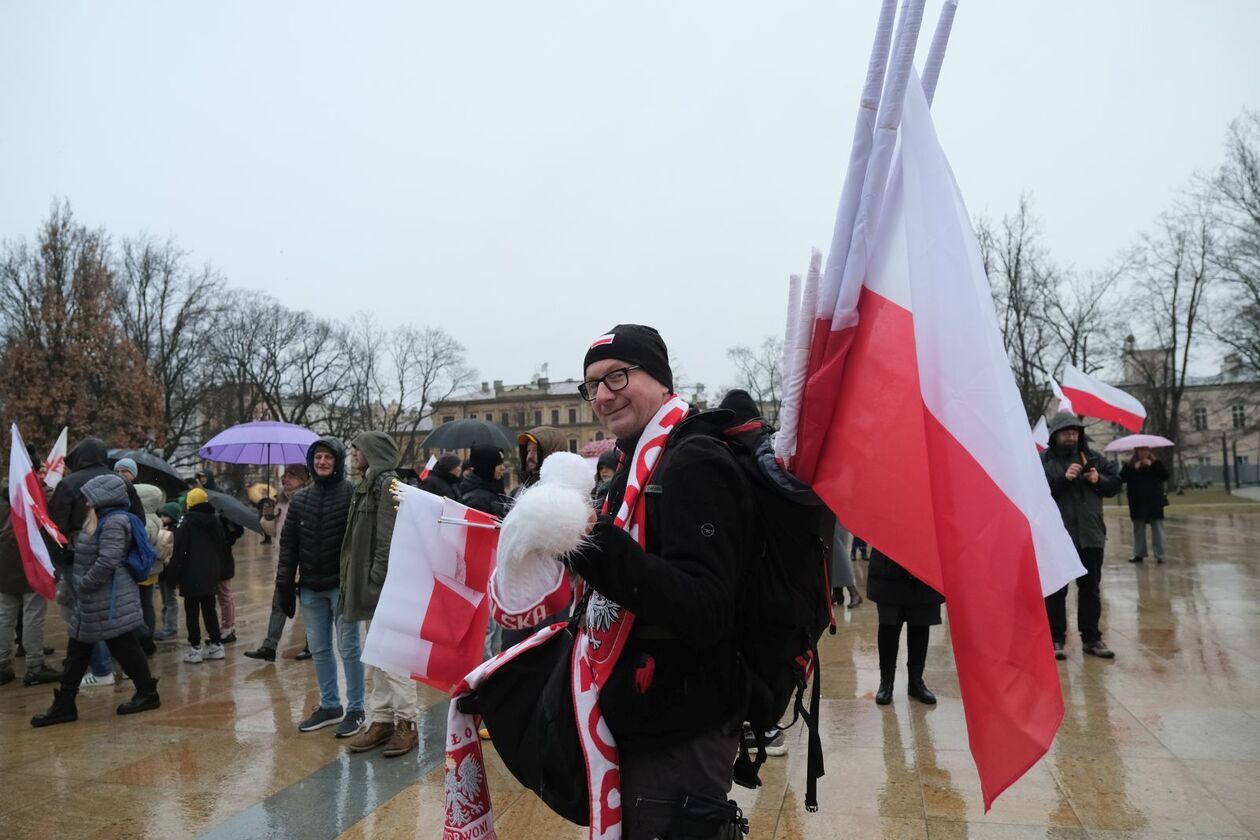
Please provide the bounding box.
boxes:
[1108,434,1175,564]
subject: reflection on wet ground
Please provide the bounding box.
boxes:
[1,507,1257,839]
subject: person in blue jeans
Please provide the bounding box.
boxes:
[275,437,364,737]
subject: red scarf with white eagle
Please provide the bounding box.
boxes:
[443,395,690,840]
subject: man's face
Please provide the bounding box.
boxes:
[1054,428,1080,449]
[281,472,304,493]
[449,465,463,478]
[598,465,615,482]
[525,440,539,471]
[312,448,336,478]
[116,469,135,483]
[586,357,669,439]
[351,448,368,473]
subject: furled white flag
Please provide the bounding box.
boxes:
[42,426,68,489]
[1049,378,1074,416]
[361,484,498,692]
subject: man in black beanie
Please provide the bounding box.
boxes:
[565,323,750,839]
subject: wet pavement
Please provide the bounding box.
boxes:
[1,505,1257,839]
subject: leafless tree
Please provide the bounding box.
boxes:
[1042,266,1126,376]
[386,325,475,464]
[725,336,783,424]
[116,234,225,465]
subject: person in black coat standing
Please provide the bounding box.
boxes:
[1120,446,1169,564]
[460,445,509,518]
[167,488,230,664]
[418,453,463,501]
[867,548,943,706]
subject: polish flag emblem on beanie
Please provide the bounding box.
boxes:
[590,334,615,348]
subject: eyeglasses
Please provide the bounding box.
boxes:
[578,365,640,401]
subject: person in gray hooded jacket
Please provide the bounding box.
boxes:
[31,474,161,727]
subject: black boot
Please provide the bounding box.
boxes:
[117,677,161,715]
[907,677,937,705]
[875,678,894,705]
[31,688,79,727]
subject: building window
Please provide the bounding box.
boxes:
[1236,455,1251,466]
[501,412,510,426]
[442,415,455,424]
[1198,456,1211,466]
[569,408,578,424]
[486,413,493,422]
[515,411,525,427]
[551,409,560,426]
[534,410,543,426]
[1193,406,1208,431]
[1233,404,1245,429]
[568,439,578,453]
[595,431,604,441]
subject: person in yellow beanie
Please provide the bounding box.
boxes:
[166,487,231,663]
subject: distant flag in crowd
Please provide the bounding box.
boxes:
[361,483,498,693]
[1060,363,1147,432]
[8,424,66,600]
[1049,378,1074,416]
[773,0,1083,809]
[42,426,68,489]
[418,454,437,482]
[1032,417,1049,453]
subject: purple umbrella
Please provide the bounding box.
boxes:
[199,421,319,465]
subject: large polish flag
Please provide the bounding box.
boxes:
[8,424,65,600]
[1060,363,1146,432]
[361,484,498,693]
[809,73,1085,808]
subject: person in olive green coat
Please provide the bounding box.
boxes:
[338,431,417,757]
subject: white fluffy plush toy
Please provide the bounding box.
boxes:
[490,452,595,618]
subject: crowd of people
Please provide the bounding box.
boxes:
[1,322,1174,840]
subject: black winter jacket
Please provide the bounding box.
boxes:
[168,503,232,599]
[48,438,144,563]
[277,437,353,592]
[1042,444,1122,549]
[867,549,944,607]
[567,409,751,752]
[460,475,509,518]
[419,470,462,501]
[1120,458,1169,521]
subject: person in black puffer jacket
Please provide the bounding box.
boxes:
[867,548,944,707]
[418,453,463,501]
[276,437,364,736]
[460,444,510,518]
[167,488,230,663]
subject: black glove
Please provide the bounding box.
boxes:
[277,584,297,618]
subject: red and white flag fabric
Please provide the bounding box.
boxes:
[360,485,498,693]
[796,72,1084,808]
[1060,363,1146,432]
[42,426,68,489]
[1032,417,1050,453]
[8,424,66,600]
[418,455,438,482]
[1049,378,1074,416]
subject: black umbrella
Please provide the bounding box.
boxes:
[420,418,517,452]
[205,489,264,535]
[108,449,190,498]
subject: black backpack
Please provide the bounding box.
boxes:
[720,418,836,811]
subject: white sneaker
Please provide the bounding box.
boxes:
[183,645,204,664]
[79,671,116,688]
[203,643,225,660]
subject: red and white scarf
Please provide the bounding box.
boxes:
[443,395,690,840]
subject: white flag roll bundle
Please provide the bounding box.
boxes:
[361,482,499,693]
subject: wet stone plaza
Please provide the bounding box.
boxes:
[2,501,1258,840]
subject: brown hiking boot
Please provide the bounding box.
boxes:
[347,721,394,753]
[382,720,418,758]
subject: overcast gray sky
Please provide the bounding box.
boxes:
[3,1,1257,391]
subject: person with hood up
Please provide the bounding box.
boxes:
[1120,446,1170,564]
[31,474,161,727]
[418,453,463,501]
[276,437,364,738]
[48,437,144,687]
[591,448,619,511]
[131,482,172,655]
[516,426,568,491]
[340,432,418,758]
[0,479,62,687]
[460,444,510,518]
[867,548,942,705]
[1042,411,1122,660]
[167,488,230,663]
[245,464,312,662]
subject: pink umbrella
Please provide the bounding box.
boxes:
[1104,434,1174,453]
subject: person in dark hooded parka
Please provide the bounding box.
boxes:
[31,475,160,727]
[167,487,229,663]
[1041,411,1122,660]
[418,453,463,501]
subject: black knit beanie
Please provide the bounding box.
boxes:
[582,324,673,392]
